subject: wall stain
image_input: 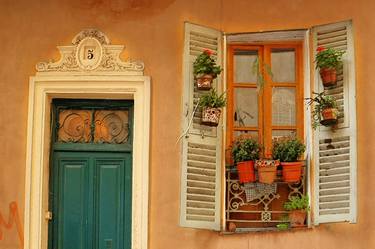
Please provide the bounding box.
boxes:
[68,0,176,20]
[0,202,24,249]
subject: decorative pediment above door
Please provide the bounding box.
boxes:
[36,29,144,74]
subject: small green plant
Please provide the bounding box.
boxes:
[283,195,310,211]
[272,138,305,162]
[315,46,345,70]
[276,223,289,230]
[193,49,222,78]
[199,88,226,108]
[306,92,338,129]
[231,137,261,163]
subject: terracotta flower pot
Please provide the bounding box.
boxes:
[281,161,303,183]
[256,160,279,184]
[289,210,307,227]
[319,68,337,87]
[196,74,214,90]
[236,161,256,183]
[257,166,277,184]
[201,107,221,126]
[320,107,338,126]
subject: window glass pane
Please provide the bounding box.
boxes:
[234,88,258,127]
[234,50,258,83]
[272,130,296,140]
[272,87,296,126]
[234,130,259,141]
[271,48,295,83]
[58,110,92,143]
[94,110,129,144]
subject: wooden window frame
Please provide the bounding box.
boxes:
[227,42,304,155]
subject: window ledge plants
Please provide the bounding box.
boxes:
[315,46,345,87]
[231,136,261,183]
[272,138,305,183]
[306,91,339,129]
[199,88,226,126]
[283,195,310,227]
[193,49,222,90]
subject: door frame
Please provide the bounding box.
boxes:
[24,74,150,249]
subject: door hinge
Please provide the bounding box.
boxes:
[45,211,53,221]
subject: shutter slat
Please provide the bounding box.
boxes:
[187,180,215,190]
[319,180,350,190]
[187,201,215,209]
[319,201,350,210]
[180,23,222,230]
[319,194,350,203]
[319,209,350,215]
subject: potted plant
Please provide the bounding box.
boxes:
[306,91,339,129]
[193,49,222,90]
[283,195,310,227]
[315,46,345,87]
[199,88,226,126]
[272,138,305,183]
[255,159,279,184]
[232,137,261,183]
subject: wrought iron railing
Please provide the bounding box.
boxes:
[225,166,306,232]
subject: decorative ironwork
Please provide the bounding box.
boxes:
[57,110,92,143]
[226,167,306,228]
[94,110,129,144]
[261,211,272,222]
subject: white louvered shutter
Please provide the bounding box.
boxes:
[312,21,357,224]
[179,23,223,230]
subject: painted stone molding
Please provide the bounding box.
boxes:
[36,28,144,73]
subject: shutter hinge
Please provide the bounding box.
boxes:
[45,211,53,221]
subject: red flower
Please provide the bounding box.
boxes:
[203,49,213,56]
[317,46,325,53]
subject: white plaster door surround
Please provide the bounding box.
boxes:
[24,29,150,249]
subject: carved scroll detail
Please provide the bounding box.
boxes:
[36,29,144,73]
[57,110,92,143]
[94,110,129,144]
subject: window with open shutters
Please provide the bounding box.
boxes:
[179,20,357,232]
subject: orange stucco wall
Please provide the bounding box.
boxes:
[0,0,374,248]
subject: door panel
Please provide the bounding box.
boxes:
[57,158,90,249]
[52,152,132,249]
[96,159,124,249]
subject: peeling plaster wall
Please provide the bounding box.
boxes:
[0,0,374,248]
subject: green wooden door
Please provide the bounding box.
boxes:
[49,100,133,249]
[52,152,132,249]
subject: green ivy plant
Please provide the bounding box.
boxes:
[315,46,345,70]
[199,88,226,108]
[231,137,261,163]
[306,92,339,129]
[193,49,222,78]
[283,195,310,211]
[272,138,305,162]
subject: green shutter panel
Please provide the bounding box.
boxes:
[312,20,357,224]
[180,23,223,230]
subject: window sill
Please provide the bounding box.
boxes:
[219,225,311,235]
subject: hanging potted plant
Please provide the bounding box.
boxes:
[283,195,310,227]
[232,137,261,183]
[315,46,345,87]
[306,92,339,129]
[199,88,226,126]
[193,49,222,90]
[272,138,305,183]
[255,159,279,184]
